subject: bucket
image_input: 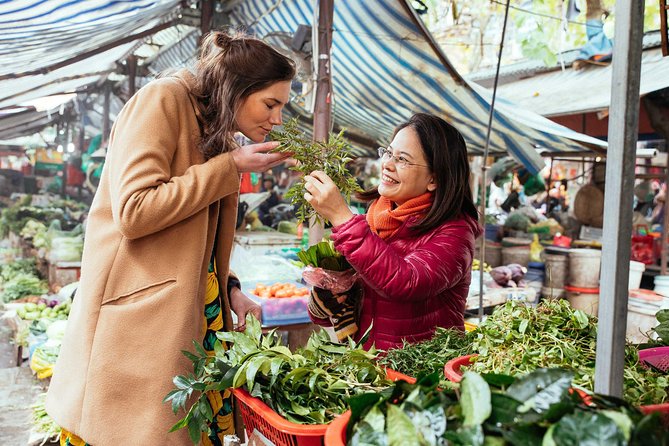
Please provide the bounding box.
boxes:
[541,286,565,299]
[654,275,669,297]
[485,224,502,242]
[543,254,569,289]
[485,242,502,267]
[525,262,545,295]
[629,260,645,290]
[626,302,661,344]
[502,246,530,267]
[564,285,599,317]
[568,249,601,288]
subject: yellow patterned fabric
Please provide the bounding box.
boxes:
[59,429,89,446]
[201,256,235,446]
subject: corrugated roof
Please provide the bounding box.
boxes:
[485,47,669,117]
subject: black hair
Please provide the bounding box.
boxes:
[357,113,478,234]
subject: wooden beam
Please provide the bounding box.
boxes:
[661,0,668,57]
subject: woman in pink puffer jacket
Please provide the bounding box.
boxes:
[304,113,482,350]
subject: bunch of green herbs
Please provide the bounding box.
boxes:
[297,239,350,271]
[347,368,667,446]
[380,327,475,382]
[469,300,668,406]
[269,118,362,224]
[165,315,390,443]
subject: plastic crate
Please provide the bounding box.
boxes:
[639,346,669,372]
[234,369,411,446]
[242,280,311,326]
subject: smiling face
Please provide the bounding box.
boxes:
[235,80,292,142]
[378,126,436,205]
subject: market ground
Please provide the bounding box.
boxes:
[0,319,48,444]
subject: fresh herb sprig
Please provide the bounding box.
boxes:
[269,118,362,223]
[380,327,474,382]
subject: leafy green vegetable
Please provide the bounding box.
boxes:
[296,239,350,271]
[1,272,48,303]
[269,118,362,224]
[651,309,669,345]
[166,315,390,443]
[460,372,491,427]
[347,368,666,446]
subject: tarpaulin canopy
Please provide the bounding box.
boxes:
[0,0,608,173]
[226,0,607,174]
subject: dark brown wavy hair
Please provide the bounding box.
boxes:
[357,113,479,234]
[191,30,296,159]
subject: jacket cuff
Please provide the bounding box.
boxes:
[331,214,366,235]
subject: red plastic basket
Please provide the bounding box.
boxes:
[443,354,477,383]
[233,368,413,446]
[233,387,327,446]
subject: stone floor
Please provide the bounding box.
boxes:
[0,317,51,445]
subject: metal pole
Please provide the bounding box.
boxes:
[478,0,511,321]
[309,0,334,246]
[594,0,644,397]
[102,81,111,144]
[127,55,137,99]
[662,154,669,275]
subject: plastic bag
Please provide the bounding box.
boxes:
[631,225,655,265]
[302,266,358,294]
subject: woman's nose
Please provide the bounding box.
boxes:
[269,111,283,126]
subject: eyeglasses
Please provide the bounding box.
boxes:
[377,147,430,169]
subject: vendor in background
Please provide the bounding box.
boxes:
[46,31,295,446]
[258,172,282,226]
[303,113,482,350]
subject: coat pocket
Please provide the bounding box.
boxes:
[102,278,177,306]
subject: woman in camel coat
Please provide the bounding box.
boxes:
[46,32,295,445]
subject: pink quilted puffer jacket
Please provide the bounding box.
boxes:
[310,213,482,351]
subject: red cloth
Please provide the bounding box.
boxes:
[316,212,482,350]
[366,192,433,240]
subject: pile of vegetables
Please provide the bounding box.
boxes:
[347,368,667,446]
[1,272,48,303]
[16,301,70,321]
[31,392,60,441]
[165,316,391,443]
[379,300,668,406]
[468,300,668,405]
[380,327,474,383]
[251,282,309,298]
[269,118,362,223]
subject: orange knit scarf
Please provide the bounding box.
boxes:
[366,192,434,239]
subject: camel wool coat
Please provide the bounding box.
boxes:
[46,71,241,445]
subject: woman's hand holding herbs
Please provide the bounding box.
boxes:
[304,170,354,227]
[231,141,293,173]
